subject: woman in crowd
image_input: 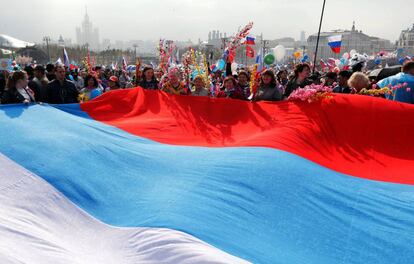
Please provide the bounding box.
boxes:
[253,69,282,102]
[162,70,190,95]
[79,74,103,102]
[191,75,209,96]
[106,76,120,91]
[237,70,250,100]
[1,70,35,104]
[284,63,311,97]
[139,66,159,90]
[277,70,289,86]
[348,72,370,93]
[154,68,164,82]
[216,76,244,99]
[72,69,84,91]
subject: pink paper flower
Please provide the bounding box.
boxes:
[288,84,333,102]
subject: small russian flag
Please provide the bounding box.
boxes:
[122,57,127,71]
[245,36,255,45]
[327,35,342,54]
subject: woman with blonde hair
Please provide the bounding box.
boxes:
[348,72,370,93]
[191,75,209,97]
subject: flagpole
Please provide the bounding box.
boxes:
[245,45,248,66]
[313,0,327,73]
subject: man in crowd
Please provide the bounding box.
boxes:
[322,72,337,87]
[46,63,56,81]
[32,65,49,102]
[46,64,79,104]
[333,71,352,94]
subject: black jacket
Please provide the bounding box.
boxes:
[1,89,29,104]
[46,79,79,104]
[333,85,351,94]
[254,84,282,102]
[284,77,312,97]
[139,79,159,90]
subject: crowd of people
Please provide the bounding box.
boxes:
[1,57,414,105]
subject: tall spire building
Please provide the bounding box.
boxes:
[76,7,100,50]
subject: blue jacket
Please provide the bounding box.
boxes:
[377,73,414,104]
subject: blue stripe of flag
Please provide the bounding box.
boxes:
[328,41,342,48]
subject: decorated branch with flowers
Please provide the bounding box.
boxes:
[359,83,410,98]
[288,84,333,103]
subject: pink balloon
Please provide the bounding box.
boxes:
[335,59,341,66]
[342,52,350,60]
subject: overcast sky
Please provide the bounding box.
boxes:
[1,0,412,43]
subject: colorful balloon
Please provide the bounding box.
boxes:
[273,45,286,61]
[293,51,302,59]
[217,59,226,70]
[342,52,350,60]
[264,54,275,65]
[231,62,238,73]
[335,59,341,66]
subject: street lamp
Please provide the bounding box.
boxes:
[262,39,270,54]
[43,36,51,62]
[132,44,138,61]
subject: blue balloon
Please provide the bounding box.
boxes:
[374,58,381,65]
[399,58,405,65]
[217,59,226,71]
[303,54,309,61]
[90,88,102,100]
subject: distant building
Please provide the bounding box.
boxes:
[114,40,125,50]
[269,37,297,49]
[397,23,414,55]
[58,35,65,46]
[300,31,306,45]
[207,30,228,49]
[64,38,72,47]
[307,22,393,60]
[75,7,100,50]
[102,38,111,50]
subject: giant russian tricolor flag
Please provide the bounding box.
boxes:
[1,88,414,263]
[327,35,342,54]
